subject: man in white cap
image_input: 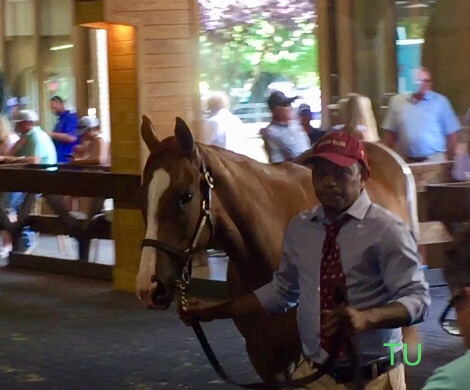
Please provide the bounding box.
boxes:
[0,110,57,250]
[68,116,108,166]
[2,110,56,165]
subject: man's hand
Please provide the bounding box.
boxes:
[321,306,370,337]
[178,298,217,326]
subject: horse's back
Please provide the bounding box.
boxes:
[363,142,418,236]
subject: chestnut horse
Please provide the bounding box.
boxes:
[136,116,420,384]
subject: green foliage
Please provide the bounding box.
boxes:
[397,17,429,39]
[198,1,318,97]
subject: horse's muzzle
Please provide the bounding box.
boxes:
[150,279,173,310]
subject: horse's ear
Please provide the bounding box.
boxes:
[174,117,195,154]
[141,115,159,151]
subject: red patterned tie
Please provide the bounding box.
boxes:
[320,215,350,356]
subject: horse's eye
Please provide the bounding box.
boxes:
[179,191,193,206]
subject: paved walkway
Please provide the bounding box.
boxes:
[0,268,464,390]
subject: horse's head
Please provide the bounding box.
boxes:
[136,116,214,309]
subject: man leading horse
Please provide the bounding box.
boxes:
[179,131,431,389]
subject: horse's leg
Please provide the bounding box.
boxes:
[226,262,301,384]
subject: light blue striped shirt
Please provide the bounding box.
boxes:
[260,121,311,163]
[382,91,461,158]
[254,190,431,365]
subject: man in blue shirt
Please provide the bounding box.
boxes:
[49,95,78,163]
[382,68,461,162]
[179,131,430,388]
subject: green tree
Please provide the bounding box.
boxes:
[199,1,317,102]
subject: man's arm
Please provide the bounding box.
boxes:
[68,138,107,166]
[180,224,300,323]
[383,131,397,150]
[50,132,76,143]
[371,221,431,330]
[446,132,459,161]
[441,97,461,160]
[50,115,78,144]
[260,129,281,163]
[1,155,40,164]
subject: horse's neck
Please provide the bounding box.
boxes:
[200,145,313,289]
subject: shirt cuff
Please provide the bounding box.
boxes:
[395,294,430,325]
[254,283,286,315]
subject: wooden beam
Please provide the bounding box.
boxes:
[8,253,113,281]
[316,0,333,129]
[335,0,354,96]
[0,165,140,206]
[0,0,5,68]
[28,215,112,239]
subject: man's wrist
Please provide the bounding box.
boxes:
[360,302,410,331]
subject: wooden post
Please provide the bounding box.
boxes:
[316,0,333,129]
[0,0,5,68]
[335,0,354,97]
[351,0,397,122]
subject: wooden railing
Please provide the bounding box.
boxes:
[0,163,140,279]
[0,161,468,281]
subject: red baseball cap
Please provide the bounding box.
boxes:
[307,131,370,171]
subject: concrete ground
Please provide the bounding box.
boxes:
[0,266,465,390]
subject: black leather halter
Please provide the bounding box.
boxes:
[141,158,214,283]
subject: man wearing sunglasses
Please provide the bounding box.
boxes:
[422,227,470,389]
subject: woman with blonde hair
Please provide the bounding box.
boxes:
[0,114,19,155]
[335,93,380,142]
[0,114,19,257]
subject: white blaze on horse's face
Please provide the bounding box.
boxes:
[136,168,171,306]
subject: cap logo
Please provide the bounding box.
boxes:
[316,139,346,148]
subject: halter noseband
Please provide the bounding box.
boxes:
[140,157,215,287]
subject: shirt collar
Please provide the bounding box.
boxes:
[311,190,372,224]
[271,120,289,127]
[59,110,70,119]
[409,91,433,103]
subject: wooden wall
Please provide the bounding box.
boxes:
[75,0,201,292]
[106,0,201,145]
[422,0,470,116]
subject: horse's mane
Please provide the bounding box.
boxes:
[197,142,312,182]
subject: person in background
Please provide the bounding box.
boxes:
[6,97,20,121]
[0,110,57,251]
[68,116,109,166]
[201,92,244,153]
[382,67,461,163]
[0,114,19,155]
[451,140,470,181]
[49,95,78,163]
[421,226,470,389]
[260,91,310,163]
[298,103,326,145]
[2,110,56,165]
[0,114,19,256]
